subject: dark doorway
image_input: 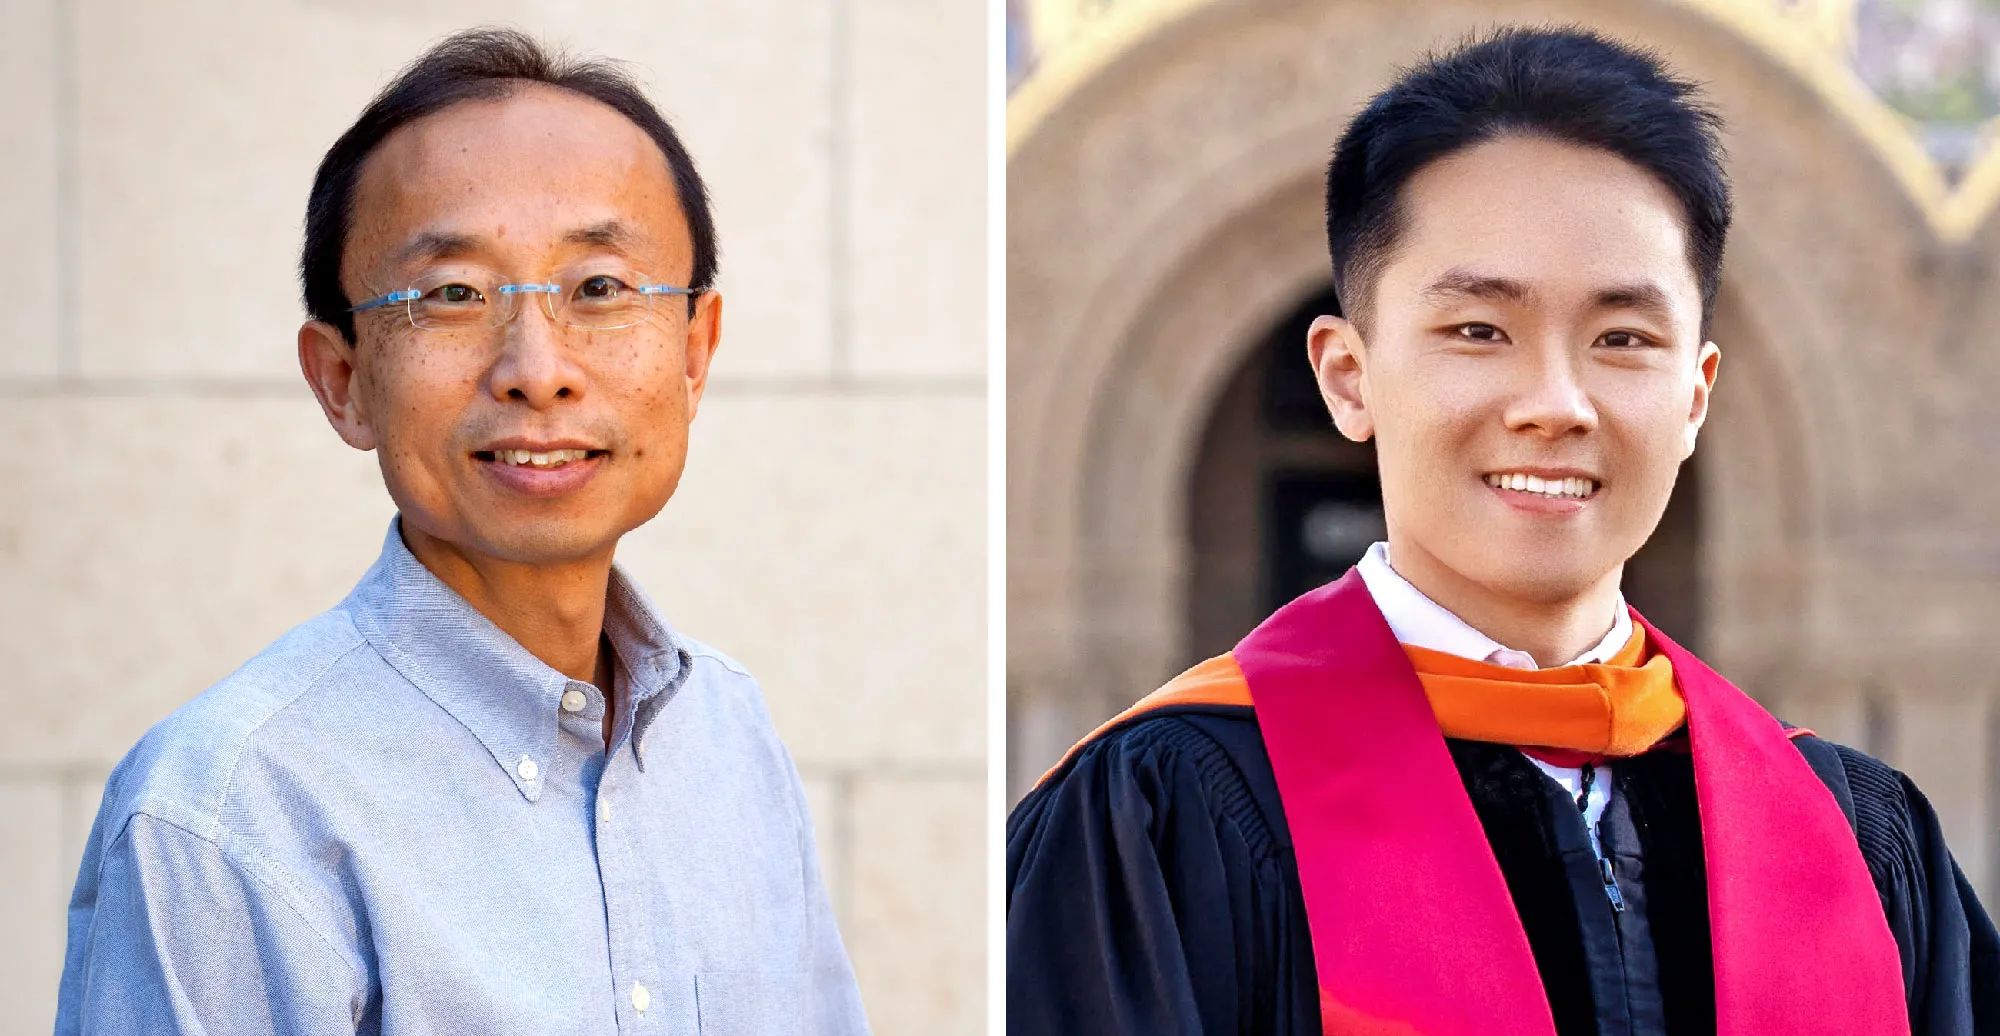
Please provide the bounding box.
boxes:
[1184,285,1703,666]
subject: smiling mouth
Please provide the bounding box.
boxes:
[1484,472,1599,500]
[474,448,608,469]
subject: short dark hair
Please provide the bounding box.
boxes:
[301,27,718,343]
[1325,27,1731,331]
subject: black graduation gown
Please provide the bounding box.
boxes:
[1006,704,2000,1036]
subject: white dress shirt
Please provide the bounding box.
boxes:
[1355,541,1630,857]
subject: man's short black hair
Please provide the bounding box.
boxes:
[1325,27,1731,332]
[301,27,718,343]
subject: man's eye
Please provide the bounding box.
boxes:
[429,283,483,305]
[1456,323,1502,341]
[1601,330,1649,348]
[577,275,631,299]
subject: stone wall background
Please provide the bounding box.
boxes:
[0,1,986,1033]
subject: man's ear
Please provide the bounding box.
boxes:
[1307,315,1373,442]
[681,289,723,421]
[298,321,378,451]
[1684,340,1721,458]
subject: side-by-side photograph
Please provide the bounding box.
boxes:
[3,0,1999,1034]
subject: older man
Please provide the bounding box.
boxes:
[57,29,868,1035]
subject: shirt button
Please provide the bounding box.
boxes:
[631,981,650,1013]
[516,756,539,782]
[560,689,587,713]
[597,798,611,824]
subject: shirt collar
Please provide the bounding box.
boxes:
[343,518,690,800]
[1353,541,1630,671]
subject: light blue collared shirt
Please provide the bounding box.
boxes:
[56,521,869,1035]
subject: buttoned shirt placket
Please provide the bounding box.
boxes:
[572,664,663,1031]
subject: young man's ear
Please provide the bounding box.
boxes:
[1308,315,1374,442]
[1683,340,1721,458]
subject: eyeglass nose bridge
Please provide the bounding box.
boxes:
[492,282,564,327]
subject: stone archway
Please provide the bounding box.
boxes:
[1007,0,2000,879]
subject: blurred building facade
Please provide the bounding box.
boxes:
[1008,0,2000,909]
[0,2,984,1033]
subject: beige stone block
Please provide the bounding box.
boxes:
[0,779,66,1036]
[845,0,986,379]
[847,774,983,1036]
[0,0,59,379]
[0,395,394,765]
[72,2,451,379]
[73,0,835,380]
[615,394,985,767]
[801,772,848,917]
[1887,695,1992,899]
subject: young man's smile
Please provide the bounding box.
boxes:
[1481,468,1602,513]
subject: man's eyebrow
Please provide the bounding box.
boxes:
[1416,270,1680,323]
[1591,281,1676,321]
[563,220,644,250]
[1417,269,1534,306]
[389,222,647,265]
[393,231,480,266]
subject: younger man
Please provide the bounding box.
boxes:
[1009,28,1997,1036]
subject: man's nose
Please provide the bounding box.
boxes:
[487,302,585,407]
[1503,348,1598,437]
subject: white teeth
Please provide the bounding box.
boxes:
[1486,473,1596,498]
[493,448,590,468]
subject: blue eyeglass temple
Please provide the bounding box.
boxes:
[347,282,695,314]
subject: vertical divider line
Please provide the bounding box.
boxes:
[828,0,853,382]
[53,0,80,381]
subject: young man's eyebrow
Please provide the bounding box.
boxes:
[1417,270,1679,324]
[1591,282,1676,321]
[1417,269,1534,306]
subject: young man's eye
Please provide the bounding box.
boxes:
[1456,323,1503,341]
[1600,330,1650,348]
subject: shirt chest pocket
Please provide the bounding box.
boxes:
[695,971,808,1034]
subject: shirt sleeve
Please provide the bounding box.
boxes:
[55,812,370,1036]
[790,766,872,1036]
[1005,718,1316,1036]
